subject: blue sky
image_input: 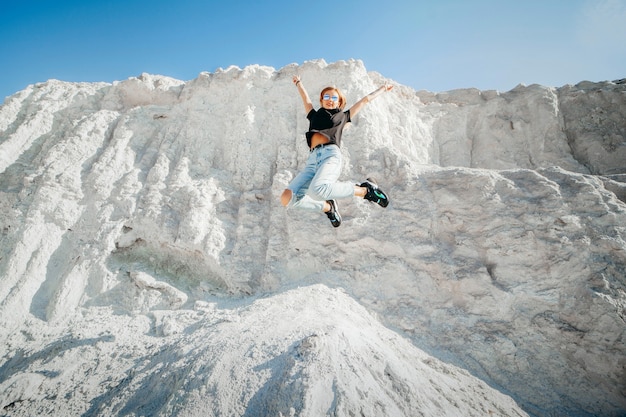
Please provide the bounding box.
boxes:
[1,0,625,100]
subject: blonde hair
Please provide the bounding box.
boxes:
[319,86,347,110]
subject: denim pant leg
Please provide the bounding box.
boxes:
[287,152,324,211]
[308,147,354,201]
[287,145,354,212]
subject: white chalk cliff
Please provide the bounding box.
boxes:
[0,59,624,417]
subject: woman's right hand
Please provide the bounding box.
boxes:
[293,75,313,112]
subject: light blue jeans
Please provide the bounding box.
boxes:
[287,144,355,211]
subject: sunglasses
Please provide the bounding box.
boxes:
[323,93,339,102]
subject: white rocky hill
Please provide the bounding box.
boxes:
[0,59,624,417]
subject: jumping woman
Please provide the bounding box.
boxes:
[280,75,393,227]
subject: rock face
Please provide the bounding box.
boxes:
[0,59,624,416]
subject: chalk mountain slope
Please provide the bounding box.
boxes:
[0,59,624,416]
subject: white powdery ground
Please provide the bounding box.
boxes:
[0,59,624,416]
[1,286,528,417]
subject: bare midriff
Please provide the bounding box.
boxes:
[310,132,331,150]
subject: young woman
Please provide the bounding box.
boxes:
[280,75,392,227]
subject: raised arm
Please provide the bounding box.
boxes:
[348,84,394,118]
[293,75,314,114]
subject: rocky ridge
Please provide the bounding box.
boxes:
[0,59,624,416]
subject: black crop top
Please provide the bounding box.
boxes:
[305,108,351,148]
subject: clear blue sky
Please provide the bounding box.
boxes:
[1,0,625,100]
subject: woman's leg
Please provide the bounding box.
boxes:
[281,145,365,212]
[281,152,326,212]
[307,146,354,202]
[281,189,333,212]
[280,189,293,207]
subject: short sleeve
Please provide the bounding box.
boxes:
[345,110,351,123]
[306,109,316,120]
